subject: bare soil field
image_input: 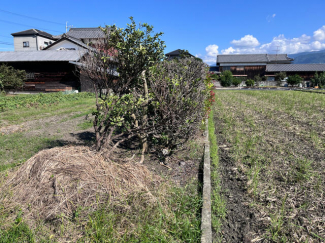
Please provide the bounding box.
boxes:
[212,90,325,242]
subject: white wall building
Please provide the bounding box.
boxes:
[11,29,57,51]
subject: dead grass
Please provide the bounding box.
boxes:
[1,146,161,222]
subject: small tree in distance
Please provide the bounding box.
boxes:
[232,77,242,87]
[311,72,325,87]
[275,72,287,86]
[245,79,255,87]
[254,75,262,86]
[287,74,302,87]
[220,70,233,87]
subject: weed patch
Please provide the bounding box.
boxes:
[208,111,226,240]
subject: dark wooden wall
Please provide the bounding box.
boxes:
[219,65,266,79]
[1,61,80,92]
[267,71,316,80]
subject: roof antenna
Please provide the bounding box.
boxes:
[273,45,280,64]
[66,22,73,33]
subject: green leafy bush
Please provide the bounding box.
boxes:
[232,77,242,87]
[245,79,255,87]
[0,64,26,91]
[287,74,302,87]
[220,70,233,87]
[254,75,262,85]
[210,73,219,80]
[275,72,287,81]
[311,72,325,87]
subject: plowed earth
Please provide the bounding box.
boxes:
[212,90,325,243]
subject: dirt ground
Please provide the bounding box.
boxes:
[212,90,325,242]
[216,130,265,243]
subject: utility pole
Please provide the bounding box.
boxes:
[66,22,73,33]
[273,46,280,64]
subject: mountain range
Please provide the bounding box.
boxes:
[289,49,325,64]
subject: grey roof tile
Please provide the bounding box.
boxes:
[43,34,93,51]
[66,28,106,39]
[0,50,86,62]
[217,54,292,63]
[165,49,194,57]
[266,64,325,72]
[11,29,55,39]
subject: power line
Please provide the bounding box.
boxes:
[0,41,13,44]
[0,19,63,33]
[0,41,13,46]
[0,34,12,39]
[0,8,64,26]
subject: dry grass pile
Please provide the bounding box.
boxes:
[0,146,161,221]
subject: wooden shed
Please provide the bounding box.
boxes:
[0,50,86,92]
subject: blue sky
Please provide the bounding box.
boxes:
[1,0,325,65]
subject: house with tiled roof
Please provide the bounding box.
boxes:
[11,29,58,51]
[266,64,325,83]
[216,54,293,79]
[165,49,194,60]
[43,28,106,51]
[1,28,106,92]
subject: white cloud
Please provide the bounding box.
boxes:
[221,47,236,54]
[202,44,219,64]
[203,25,325,64]
[314,26,325,41]
[231,35,260,48]
[205,44,219,56]
[267,14,276,22]
[258,34,315,54]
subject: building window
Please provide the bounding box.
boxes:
[222,66,231,71]
[236,67,244,71]
[23,41,29,47]
[44,42,49,46]
[26,73,35,79]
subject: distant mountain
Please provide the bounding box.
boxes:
[289,49,325,64]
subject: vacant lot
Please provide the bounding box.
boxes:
[0,94,96,172]
[0,93,204,242]
[212,90,325,242]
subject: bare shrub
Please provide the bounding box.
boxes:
[146,58,209,153]
[79,18,211,162]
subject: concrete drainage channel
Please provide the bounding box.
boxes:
[201,120,212,243]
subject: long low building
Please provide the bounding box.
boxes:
[266,64,325,80]
[216,54,325,83]
[0,50,86,92]
[217,54,293,79]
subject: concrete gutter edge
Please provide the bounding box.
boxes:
[201,119,212,243]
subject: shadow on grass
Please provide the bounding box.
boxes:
[46,131,96,148]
